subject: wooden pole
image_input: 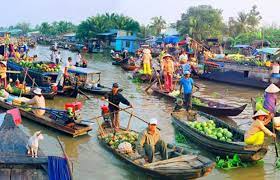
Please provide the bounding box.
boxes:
[97,118,105,137]
[56,136,74,180]
[126,113,133,131]
[19,69,28,97]
[102,98,161,130]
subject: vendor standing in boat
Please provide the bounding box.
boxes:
[25,88,46,117]
[103,83,132,131]
[55,57,72,88]
[245,110,275,145]
[136,118,167,163]
[179,71,199,111]
[162,54,174,93]
[142,48,152,75]
[263,83,280,117]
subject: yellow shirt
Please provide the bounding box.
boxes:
[0,66,6,79]
[163,59,174,74]
[137,128,161,155]
[142,53,152,64]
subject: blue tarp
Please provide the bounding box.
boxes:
[256,48,280,55]
[68,67,100,75]
[163,36,179,44]
[233,45,251,48]
[48,156,71,180]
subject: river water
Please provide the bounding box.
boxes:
[23,45,280,179]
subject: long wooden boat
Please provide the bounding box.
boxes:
[121,63,138,71]
[199,71,269,89]
[8,88,56,100]
[0,100,92,137]
[171,110,268,161]
[0,109,72,179]
[98,128,215,179]
[152,87,247,116]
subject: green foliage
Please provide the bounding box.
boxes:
[76,13,140,40]
[176,5,225,40]
[38,21,76,36]
[216,154,247,170]
[15,22,31,34]
[175,132,187,144]
[149,16,166,36]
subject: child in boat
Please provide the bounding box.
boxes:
[245,110,276,145]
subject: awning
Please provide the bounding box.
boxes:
[163,36,179,44]
[233,45,251,48]
[256,48,280,55]
[68,67,101,75]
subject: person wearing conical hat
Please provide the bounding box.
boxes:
[0,61,7,88]
[142,48,152,75]
[263,83,280,116]
[245,110,276,145]
[25,88,45,117]
[162,54,174,92]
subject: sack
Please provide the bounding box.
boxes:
[118,142,133,154]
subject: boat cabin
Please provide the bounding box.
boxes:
[68,67,102,88]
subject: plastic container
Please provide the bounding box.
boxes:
[65,102,82,112]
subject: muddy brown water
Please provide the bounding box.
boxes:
[22,46,280,179]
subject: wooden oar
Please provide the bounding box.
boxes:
[145,79,157,92]
[0,70,21,74]
[19,69,28,97]
[102,98,161,130]
[77,89,90,99]
[57,137,74,180]
[273,120,279,158]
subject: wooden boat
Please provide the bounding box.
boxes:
[8,88,56,100]
[98,128,215,179]
[121,63,138,71]
[152,87,247,116]
[68,67,110,96]
[0,109,72,179]
[171,110,268,161]
[199,71,269,89]
[0,100,92,137]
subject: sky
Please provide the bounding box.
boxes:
[3,0,280,27]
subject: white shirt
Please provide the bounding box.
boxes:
[272,64,280,74]
[76,54,82,64]
[179,54,188,61]
[60,60,70,73]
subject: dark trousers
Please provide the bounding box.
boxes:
[184,93,192,111]
[144,140,168,163]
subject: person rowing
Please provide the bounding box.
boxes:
[136,118,167,163]
[23,88,46,117]
[263,83,280,118]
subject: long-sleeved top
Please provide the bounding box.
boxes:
[26,95,45,116]
[137,128,161,156]
[105,91,130,112]
[263,92,277,113]
[245,119,273,139]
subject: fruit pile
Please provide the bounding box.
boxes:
[18,61,60,72]
[104,131,138,149]
[192,97,208,106]
[187,120,233,142]
[169,90,180,97]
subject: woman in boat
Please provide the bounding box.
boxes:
[245,110,276,145]
[263,83,280,117]
[0,61,7,88]
[136,118,167,163]
[24,88,46,117]
[103,83,132,131]
[55,57,72,88]
[162,54,174,93]
[142,48,152,75]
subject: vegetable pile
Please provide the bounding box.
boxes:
[186,120,233,142]
[104,132,138,150]
[216,154,247,170]
[192,97,208,106]
[18,61,60,73]
[168,90,180,97]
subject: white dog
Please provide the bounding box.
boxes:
[26,131,44,158]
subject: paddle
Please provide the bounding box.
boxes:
[17,105,66,113]
[273,119,279,158]
[102,98,161,130]
[77,89,90,100]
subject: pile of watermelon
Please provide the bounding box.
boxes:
[187,120,233,142]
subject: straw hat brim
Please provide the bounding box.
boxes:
[265,83,280,93]
[252,110,268,119]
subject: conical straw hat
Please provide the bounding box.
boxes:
[265,83,280,93]
[252,110,268,119]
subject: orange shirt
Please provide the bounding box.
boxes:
[245,119,273,139]
[162,59,174,74]
[142,53,152,64]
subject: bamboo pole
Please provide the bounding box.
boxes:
[126,113,133,131]
[19,69,28,97]
[56,136,74,180]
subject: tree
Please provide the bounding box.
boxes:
[39,22,52,35]
[176,5,224,40]
[38,21,76,36]
[150,16,166,36]
[139,25,152,38]
[15,22,31,34]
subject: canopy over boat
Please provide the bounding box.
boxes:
[68,67,101,75]
[256,47,280,55]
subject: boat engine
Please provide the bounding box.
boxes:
[65,102,82,123]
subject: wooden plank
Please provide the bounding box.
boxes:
[0,169,11,179]
[0,156,48,165]
[144,155,197,168]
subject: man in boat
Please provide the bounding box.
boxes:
[55,57,72,89]
[103,83,132,131]
[24,88,46,117]
[136,118,168,163]
[245,110,276,145]
[162,54,174,93]
[179,71,199,112]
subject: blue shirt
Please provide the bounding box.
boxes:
[180,77,194,94]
